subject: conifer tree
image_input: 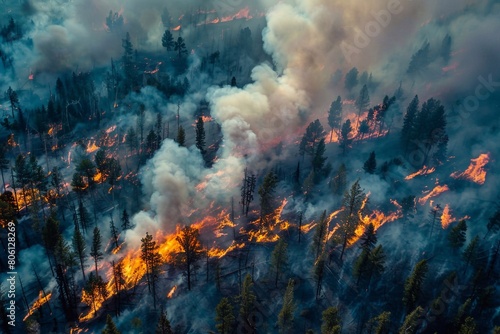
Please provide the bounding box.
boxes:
[363,151,377,174]
[403,260,428,313]
[195,116,206,154]
[271,239,288,287]
[156,309,173,334]
[321,307,341,334]
[102,314,121,334]
[72,225,86,281]
[239,274,256,327]
[448,219,467,250]
[90,226,103,276]
[278,279,296,334]
[215,298,235,334]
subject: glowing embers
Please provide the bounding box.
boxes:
[23,291,52,321]
[451,153,490,185]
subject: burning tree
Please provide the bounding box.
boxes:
[141,232,162,308]
[241,168,256,216]
[337,180,366,261]
[175,226,203,290]
[258,171,278,226]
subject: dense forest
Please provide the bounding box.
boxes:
[0,0,499,333]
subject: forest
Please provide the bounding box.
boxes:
[0,0,499,333]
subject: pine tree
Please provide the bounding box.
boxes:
[102,314,121,334]
[339,119,352,154]
[141,232,162,308]
[72,225,86,281]
[0,147,9,191]
[121,209,132,230]
[328,96,342,142]
[278,279,296,334]
[122,32,137,93]
[355,84,370,114]
[338,180,366,261]
[312,210,328,260]
[173,36,187,59]
[448,220,467,249]
[344,67,358,91]
[110,219,119,249]
[399,306,424,334]
[299,119,326,158]
[156,310,173,334]
[239,274,256,327]
[271,239,288,287]
[321,307,341,334]
[403,260,428,313]
[331,164,347,196]
[215,298,235,334]
[126,127,138,153]
[368,311,391,334]
[401,95,419,152]
[161,30,174,51]
[195,116,206,154]
[363,151,377,174]
[360,223,377,252]
[177,125,185,146]
[258,171,278,225]
[314,253,326,299]
[90,226,103,276]
[176,226,203,290]
[312,139,327,174]
[462,236,479,274]
[486,209,500,237]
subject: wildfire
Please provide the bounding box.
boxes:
[167,286,177,298]
[105,125,117,134]
[208,241,245,258]
[244,199,290,243]
[405,166,436,180]
[440,204,470,229]
[418,184,449,205]
[172,25,181,31]
[351,209,403,244]
[300,222,317,234]
[451,153,490,185]
[86,140,99,153]
[24,291,52,321]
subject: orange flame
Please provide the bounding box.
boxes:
[172,25,181,31]
[23,291,52,321]
[440,204,470,229]
[167,286,177,298]
[86,140,99,153]
[405,166,436,180]
[418,184,449,205]
[451,153,490,185]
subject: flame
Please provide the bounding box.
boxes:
[24,291,52,321]
[440,204,470,229]
[93,172,103,183]
[418,184,449,205]
[105,125,117,134]
[244,199,290,243]
[300,222,317,234]
[172,25,181,31]
[167,286,177,298]
[350,209,403,244]
[208,241,245,258]
[86,140,99,153]
[451,153,490,185]
[405,166,436,180]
